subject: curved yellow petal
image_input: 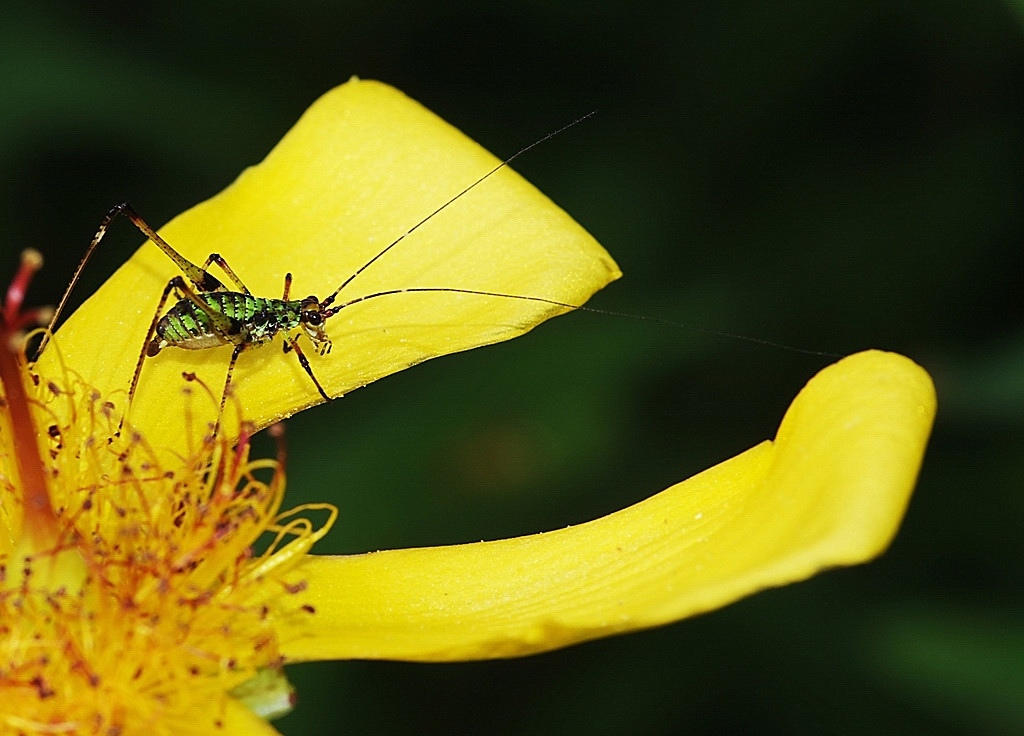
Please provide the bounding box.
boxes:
[218,697,284,736]
[277,350,935,662]
[38,79,619,450]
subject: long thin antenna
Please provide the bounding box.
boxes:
[322,111,597,308]
[324,286,842,359]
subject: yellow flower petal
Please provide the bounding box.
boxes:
[37,78,619,451]
[219,697,285,736]
[276,350,935,662]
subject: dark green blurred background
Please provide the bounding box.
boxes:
[4,1,1024,734]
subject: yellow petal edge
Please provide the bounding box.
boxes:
[279,350,936,662]
[38,78,619,451]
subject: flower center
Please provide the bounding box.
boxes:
[1,251,335,734]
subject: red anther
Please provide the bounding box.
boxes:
[3,249,45,332]
[267,421,287,465]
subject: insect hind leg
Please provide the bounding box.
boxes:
[37,202,224,360]
[122,274,184,434]
[114,202,225,293]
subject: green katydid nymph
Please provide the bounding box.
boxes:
[39,114,596,436]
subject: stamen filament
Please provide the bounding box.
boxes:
[0,250,59,551]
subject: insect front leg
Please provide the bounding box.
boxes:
[278,271,331,402]
[282,334,331,403]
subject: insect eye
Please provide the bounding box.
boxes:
[304,311,322,325]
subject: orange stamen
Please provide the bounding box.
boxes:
[0,249,59,550]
